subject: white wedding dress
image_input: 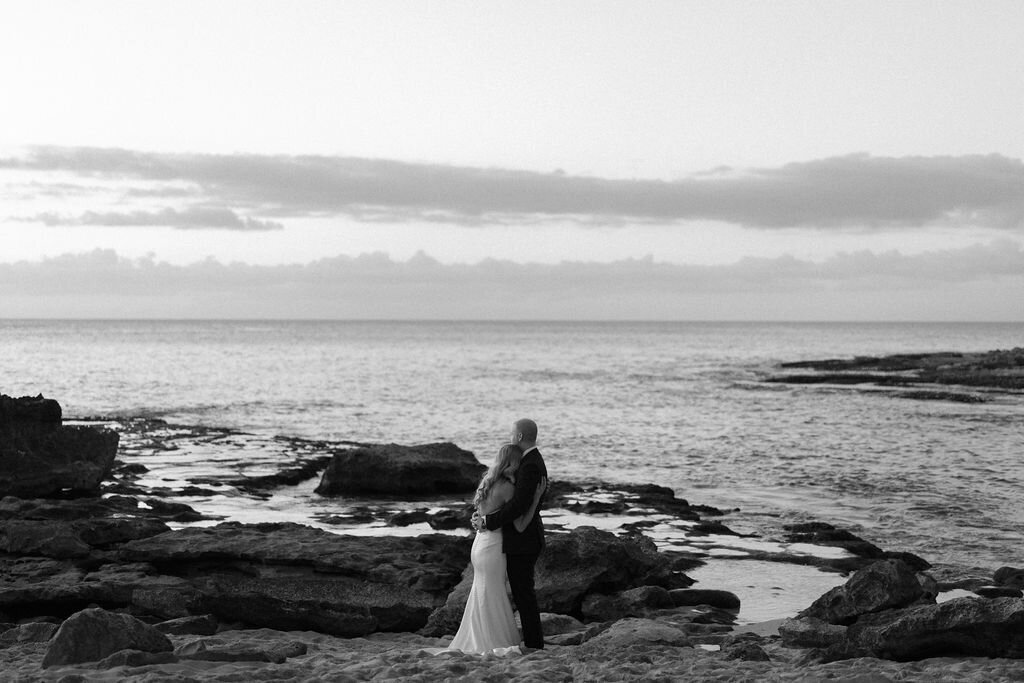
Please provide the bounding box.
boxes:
[446,526,521,656]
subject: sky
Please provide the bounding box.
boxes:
[2,1,1023,320]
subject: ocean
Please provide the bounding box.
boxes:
[3,319,1023,579]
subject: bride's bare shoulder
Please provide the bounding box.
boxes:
[480,478,515,513]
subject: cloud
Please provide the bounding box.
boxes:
[1,241,1021,320]
[3,146,1023,230]
[24,207,283,231]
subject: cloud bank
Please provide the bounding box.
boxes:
[26,207,282,231]
[4,146,1023,230]
[2,242,1021,320]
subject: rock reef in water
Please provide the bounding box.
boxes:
[0,394,119,497]
[765,347,1024,396]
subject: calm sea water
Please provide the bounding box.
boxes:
[3,320,1023,575]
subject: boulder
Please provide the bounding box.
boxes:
[42,607,172,667]
[536,527,690,617]
[995,566,1024,588]
[799,559,929,625]
[849,596,1024,661]
[315,443,485,495]
[0,394,119,498]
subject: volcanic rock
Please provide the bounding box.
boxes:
[41,607,172,667]
[315,442,485,495]
[0,394,119,498]
[845,596,1024,660]
[995,566,1024,588]
[798,559,930,625]
[118,522,471,635]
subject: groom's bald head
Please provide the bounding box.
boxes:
[512,418,538,446]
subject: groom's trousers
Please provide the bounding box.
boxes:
[507,552,544,649]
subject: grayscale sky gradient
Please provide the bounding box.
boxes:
[2,1,1022,320]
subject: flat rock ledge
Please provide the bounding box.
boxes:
[765,347,1024,396]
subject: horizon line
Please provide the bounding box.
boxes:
[2,317,1022,325]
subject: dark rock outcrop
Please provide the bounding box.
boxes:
[846,596,1024,661]
[995,566,1024,588]
[118,522,471,635]
[41,607,172,667]
[0,394,119,498]
[537,527,691,617]
[784,559,1024,663]
[315,442,485,495]
[0,394,61,441]
[798,558,930,625]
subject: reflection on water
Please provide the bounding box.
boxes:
[688,560,847,624]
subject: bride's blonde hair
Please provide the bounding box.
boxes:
[473,444,522,508]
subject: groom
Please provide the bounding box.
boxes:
[479,418,548,650]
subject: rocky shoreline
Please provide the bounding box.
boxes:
[3,393,1024,681]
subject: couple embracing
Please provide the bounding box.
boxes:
[447,418,549,655]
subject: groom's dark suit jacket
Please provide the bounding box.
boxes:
[484,447,547,555]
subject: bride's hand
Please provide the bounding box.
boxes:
[470,511,483,531]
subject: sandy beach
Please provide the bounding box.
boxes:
[6,625,1024,682]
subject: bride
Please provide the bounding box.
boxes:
[446,444,543,655]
